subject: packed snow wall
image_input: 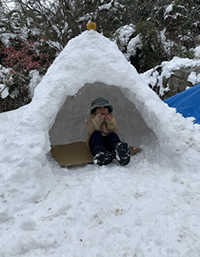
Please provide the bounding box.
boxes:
[49,82,157,148]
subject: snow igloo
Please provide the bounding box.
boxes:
[2,29,199,170]
[47,30,160,151]
[39,30,195,161]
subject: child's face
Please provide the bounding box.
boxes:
[95,106,109,116]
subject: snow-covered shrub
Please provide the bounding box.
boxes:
[141,57,200,99]
[0,41,50,111]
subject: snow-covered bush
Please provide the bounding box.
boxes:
[0,41,49,111]
[141,57,200,99]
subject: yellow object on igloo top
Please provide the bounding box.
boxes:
[87,22,96,31]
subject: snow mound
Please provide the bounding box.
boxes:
[0,30,200,193]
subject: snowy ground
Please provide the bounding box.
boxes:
[0,108,200,257]
[1,146,200,257]
[1,31,200,256]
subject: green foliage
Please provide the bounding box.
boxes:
[135,21,166,72]
[168,44,195,60]
[164,0,200,49]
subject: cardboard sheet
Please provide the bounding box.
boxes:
[51,141,141,167]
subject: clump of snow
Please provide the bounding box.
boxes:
[0,65,13,98]
[194,45,200,59]
[98,0,117,10]
[164,3,173,16]
[0,83,9,98]
[125,34,141,60]
[141,57,200,96]
[28,70,42,98]
[0,30,200,257]
[112,24,135,51]
[188,71,200,85]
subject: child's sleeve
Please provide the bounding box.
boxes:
[86,114,103,147]
[87,114,103,134]
[106,115,118,134]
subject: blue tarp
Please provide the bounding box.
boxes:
[164,83,200,124]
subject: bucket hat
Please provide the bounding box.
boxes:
[90,97,113,114]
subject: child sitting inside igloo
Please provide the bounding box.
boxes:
[86,97,131,166]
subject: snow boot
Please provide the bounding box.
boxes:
[93,148,113,166]
[115,142,131,166]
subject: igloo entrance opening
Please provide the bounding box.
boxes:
[49,82,157,148]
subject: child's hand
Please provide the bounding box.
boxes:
[99,114,105,121]
[105,114,113,121]
[95,113,105,122]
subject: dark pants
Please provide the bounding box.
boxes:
[89,131,121,156]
